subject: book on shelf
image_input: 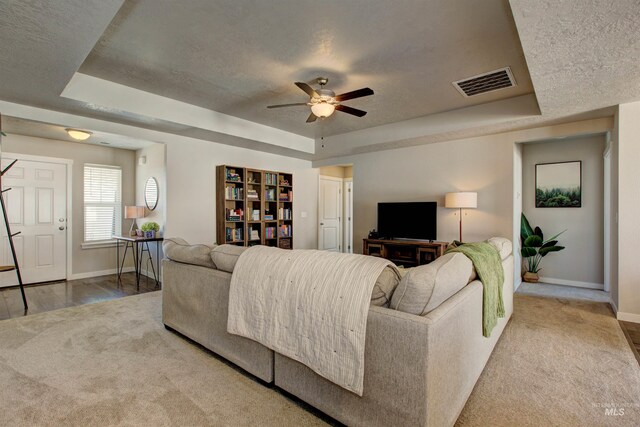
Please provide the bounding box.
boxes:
[278,207,292,220]
[278,190,293,201]
[247,189,259,199]
[279,224,292,237]
[265,226,276,239]
[250,229,260,240]
[252,209,260,221]
[265,173,277,185]
[226,208,244,221]
[225,186,244,200]
[225,227,243,242]
[265,188,276,201]
[264,214,274,220]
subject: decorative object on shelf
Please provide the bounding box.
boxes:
[140,221,160,239]
[444,192,477,242]
[144,177,159,210]
[535,161,581,208]
[124,205,146,236]
[520,213,565,283]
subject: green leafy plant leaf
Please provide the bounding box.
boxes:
[524,235,543,248]
[521,213,534,240]
[521,247,537,257]
[140,221,160,232]
[540,240,558,249]
[0,131,6,137]
[539,245,565,257]
[534,226,543,240]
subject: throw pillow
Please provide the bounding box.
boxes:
[370,266,401,307]
[390,252,475,315]
[210,244,248,273]
[162,237,216,268]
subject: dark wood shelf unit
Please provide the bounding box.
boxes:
[362,238,449,267]
[217,165,293,249]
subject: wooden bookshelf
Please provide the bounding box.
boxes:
[216,165,293,249]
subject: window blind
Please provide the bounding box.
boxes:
[84,164,122,242]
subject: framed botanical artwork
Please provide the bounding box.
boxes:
[535,161,582,208]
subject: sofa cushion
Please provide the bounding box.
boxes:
[487,237,512,260]
[390,252,475,315]
[162,238,216,268]
[370,266,401,307]
[210,244,248,273]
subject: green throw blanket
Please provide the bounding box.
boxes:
[446,242,505,337]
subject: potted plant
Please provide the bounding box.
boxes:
[520,213,565,282]
[140,221,160,238]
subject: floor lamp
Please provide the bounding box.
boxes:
[125,206,146,236]
[445,192,477,242]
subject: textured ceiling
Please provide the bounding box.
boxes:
[0,0,637,160]
[80,0,534,138]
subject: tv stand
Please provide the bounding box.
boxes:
[363,238,449,267]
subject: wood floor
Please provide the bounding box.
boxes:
[0,272,158,321]
[620,321,640,364]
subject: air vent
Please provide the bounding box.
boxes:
[452,67,516,97]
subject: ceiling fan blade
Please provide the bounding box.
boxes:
[267,103,308,109]
[335,104,367,117]
[306,112,318,123]
[295,82,319,98]
[334,87,374,102]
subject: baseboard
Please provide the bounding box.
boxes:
[617,311,640,324]
[610,297,619,314]
[514,277,522,291]
[68,267,135,281]
[537,276,604,290]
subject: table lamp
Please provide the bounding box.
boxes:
[445,192,477,242]
[124,206,146,236]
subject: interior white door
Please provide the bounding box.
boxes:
[343,180,353,253]
[318,177,342,252]
[0,158,67,286]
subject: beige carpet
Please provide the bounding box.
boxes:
[1,292,639,426]
[457,295,640,426]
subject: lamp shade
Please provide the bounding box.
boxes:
[124,206,146,219]
[445,192,477,209]
[310,102,335,118]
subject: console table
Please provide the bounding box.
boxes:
[362,238,449,267]
[113,235,163,290]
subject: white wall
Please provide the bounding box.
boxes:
[314,118,614,258]
[616,101,640,322]
[3,134,135,276]
[165,138,318,249]
[521,135,605,287]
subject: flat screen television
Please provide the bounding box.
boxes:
[377,202,437,241]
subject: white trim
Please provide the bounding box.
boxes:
[4,152,73,282]
[538,276,604,290]
[81,240,123,250]
[610,296,618,314]
[514,277,522,291]
[343,178,353,254]
[67,266,134,281]
[617,311,640,324]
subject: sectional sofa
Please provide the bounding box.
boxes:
[161,239,514,427]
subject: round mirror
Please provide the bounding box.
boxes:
[145,177,158,210]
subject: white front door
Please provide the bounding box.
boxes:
[318,177,342,252]
[0,157,67,286]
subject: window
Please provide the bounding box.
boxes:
[84,164,122,242]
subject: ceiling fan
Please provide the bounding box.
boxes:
[267,77,374,123]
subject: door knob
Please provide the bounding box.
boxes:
[59,226,65,230]
[59,218,65,222]
[320,223,324,226]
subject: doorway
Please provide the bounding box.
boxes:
[0,154,70,287]
[318,165,353,252]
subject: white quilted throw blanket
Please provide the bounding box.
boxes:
[227,246,393,395]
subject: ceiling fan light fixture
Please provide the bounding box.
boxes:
[65,128,92,141]
[310,102,335,118]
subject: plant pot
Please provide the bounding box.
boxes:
[144,230,155,239]
[523,271,539,283]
